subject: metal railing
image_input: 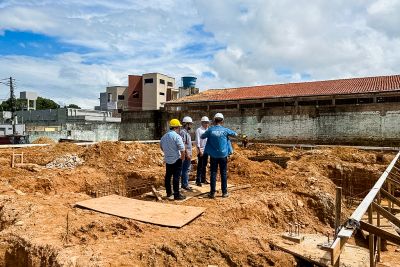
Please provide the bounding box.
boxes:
[329,151,400,266]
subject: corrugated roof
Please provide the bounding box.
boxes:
[169,74,400,104]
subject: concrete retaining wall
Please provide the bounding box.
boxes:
[162,103,400,146]
[119,110,163,140]
[28,122,120,143]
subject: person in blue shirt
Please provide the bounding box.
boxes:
[201,113,237,198]
[160,119,186,200]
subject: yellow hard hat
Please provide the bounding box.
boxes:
[169,119,182,127]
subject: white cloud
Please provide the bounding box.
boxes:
[194,0,400,86]
[0,0,400,108]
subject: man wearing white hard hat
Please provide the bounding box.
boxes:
[179,116,194,191]
[195,116,210,186]
[201,113,237,198]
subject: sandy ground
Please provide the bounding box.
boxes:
[0,141,398,266]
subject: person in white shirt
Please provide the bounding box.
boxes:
[195,116,210,186]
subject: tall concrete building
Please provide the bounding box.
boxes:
[96,73,179,112]
[19,91,38,110]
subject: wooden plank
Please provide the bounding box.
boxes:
[381,189,400,208]
[149,181,235,202]
[372,202,400,228]
[388,177,400,188]
[151,186,162,201]
[75,194,205,228]
[272,234,369,267]
[360,221,400,246]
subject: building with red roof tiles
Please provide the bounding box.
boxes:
[166,75,400,110]
[156,74,400,146]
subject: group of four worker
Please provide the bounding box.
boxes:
[160,113,237,200]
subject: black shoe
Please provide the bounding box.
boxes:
[196,182,202,187]
[174,194,186,200]
[208,192,215,199]
[182,186,193,192]
[222,192,229,198]
[166,193,172,198]
[203,180,210,184]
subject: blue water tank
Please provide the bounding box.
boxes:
[182,76,197,88]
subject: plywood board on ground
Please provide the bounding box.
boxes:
[75,194,205,228]
[271,234,369,267]
[147,181,234,202]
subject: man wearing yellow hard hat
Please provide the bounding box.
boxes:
[160,118,186,200]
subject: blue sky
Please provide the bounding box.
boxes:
[0,0,399,108]
[0,30,93,58]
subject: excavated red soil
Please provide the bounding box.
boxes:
[0,142,398,266]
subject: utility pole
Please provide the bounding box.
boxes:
[9,77,17,140]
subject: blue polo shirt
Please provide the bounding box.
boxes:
[160,130,185,164]
[201,125,237,158]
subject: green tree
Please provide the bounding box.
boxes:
[67,104,81,109]
[36,97,60,110]
[0,98,25,111]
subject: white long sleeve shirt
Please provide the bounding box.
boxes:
[195,126,208,154]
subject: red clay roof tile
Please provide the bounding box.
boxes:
[169,74,400,103]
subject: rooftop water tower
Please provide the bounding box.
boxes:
[179,76,199,98]
[182,76,197,88]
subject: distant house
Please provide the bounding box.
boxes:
[95,73,179,113]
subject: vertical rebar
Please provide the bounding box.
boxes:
[335,187,342,238]
[66,212,69,245]
[368,205,375,267]
[377,192,381,263]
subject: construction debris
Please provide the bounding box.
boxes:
[46,153,84,169]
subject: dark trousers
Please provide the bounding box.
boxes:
[210,157,228,195]
[196,153,209,183]
[165,158,182,197]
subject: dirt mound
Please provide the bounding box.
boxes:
[82,141,164,169]
[31,137,56,144]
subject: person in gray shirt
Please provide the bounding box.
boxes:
[180,116,193,191]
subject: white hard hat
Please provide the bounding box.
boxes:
[214,113,224,120]
[201,116,210,122]
[182,116,193,123]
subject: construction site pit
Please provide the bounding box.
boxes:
[0,141,399,266]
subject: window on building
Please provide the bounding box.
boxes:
[264,102,284,107]
[107,93,112,102]
[210,104,226,110]
[317,100,332,106]
[378,96,400,103]
[357,98,373,104]
[117,109,123,113]
[298,100,317,106]
[336,98,358,105]
[225,104,238,109]
[283,101,295,107]
[159,92,165,96]
[144,78,154,84]
[167,81,173,87]
[132,91,139,98]
[160,79,165,84]
[118,95,125,100]
[240,103,263,109]
[191,106,208,110]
